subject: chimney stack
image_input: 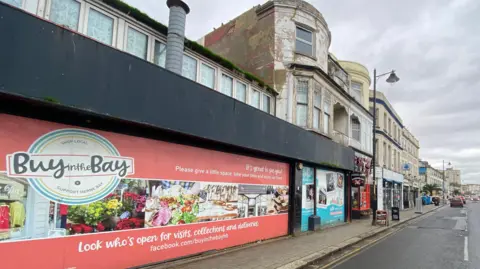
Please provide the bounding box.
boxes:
[165,0,190,75]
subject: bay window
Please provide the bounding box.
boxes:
[295,26,313,57]
[323,101,330,134]
[313,90,321,130]
[296,79,308,127]
[351,81,362,103]
[352,117,360,141]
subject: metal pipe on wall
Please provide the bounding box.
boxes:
[165,0,190,75]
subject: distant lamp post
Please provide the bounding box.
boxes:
[372,69,400,225]
[443,161,452,204]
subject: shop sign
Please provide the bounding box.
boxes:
[375,167,383,179]
[0,183,21,197]
[0,114,290,269]
[351,174,365,187]
[354,154,372,177]
[6,129,135,205]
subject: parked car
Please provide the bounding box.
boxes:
[451,197,464,207]
[473,197,479,202]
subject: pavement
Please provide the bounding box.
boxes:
[322,202,477,269]
[146,204,440,269]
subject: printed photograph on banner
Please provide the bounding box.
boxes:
[0,174,149,241]
[0,173,28,241]
[197,183,238,221]
[238,185,289,217]
[67,178,148,234]
[144,180,201,227]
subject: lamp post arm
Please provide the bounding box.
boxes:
[376,70,395,79]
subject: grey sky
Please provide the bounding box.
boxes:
[125,0,480,184]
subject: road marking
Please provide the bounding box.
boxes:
[464,236,469,261]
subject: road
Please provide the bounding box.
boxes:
[330,202,479,269]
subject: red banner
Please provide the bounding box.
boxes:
[0,215,287,269]
[0,114,290,269]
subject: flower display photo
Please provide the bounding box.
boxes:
[66,179,147,235]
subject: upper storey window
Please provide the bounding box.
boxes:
[296,26,314,57]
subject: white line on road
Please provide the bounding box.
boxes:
[464,236,469,261]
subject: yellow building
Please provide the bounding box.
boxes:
[338,60,371,110]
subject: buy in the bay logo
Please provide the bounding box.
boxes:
[6,129,134,205]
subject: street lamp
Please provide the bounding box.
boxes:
[371,69,399,225]
[443,161,451,204]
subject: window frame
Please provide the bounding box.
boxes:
[181,53,199,82]
[2,0,25,9]
[220,73,234,97]
[234,80,248,103]
[83,3,118,46]
[152,38,167,68]
[295,78,309,127]
[351,117,361,142]
[261,93,272,114]
[124,23,151,60]
[323,99,330,135]
[313,89,321,130]
[351,81,363,102]
[45,0,85,32]
[250,89,261,109]
[198,62,217,90]
[295,25,314,57]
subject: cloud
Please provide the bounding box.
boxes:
[124,0,480,184]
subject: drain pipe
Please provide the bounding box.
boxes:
[165,0,190,75]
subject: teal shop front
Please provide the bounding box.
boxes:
[300,166,346,231]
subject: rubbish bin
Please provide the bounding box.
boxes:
[391,207,400,221]
[308,215,321,231]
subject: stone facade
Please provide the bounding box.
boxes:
[199,0,372,155]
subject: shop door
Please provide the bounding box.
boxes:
[383,181,392,211]
[403,187,409,208]
[393,185,401,209]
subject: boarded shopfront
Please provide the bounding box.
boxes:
[0,114,291,268]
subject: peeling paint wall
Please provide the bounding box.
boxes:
[202,6,276,88]
[273,3,330,72]
[273,1,331,122]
